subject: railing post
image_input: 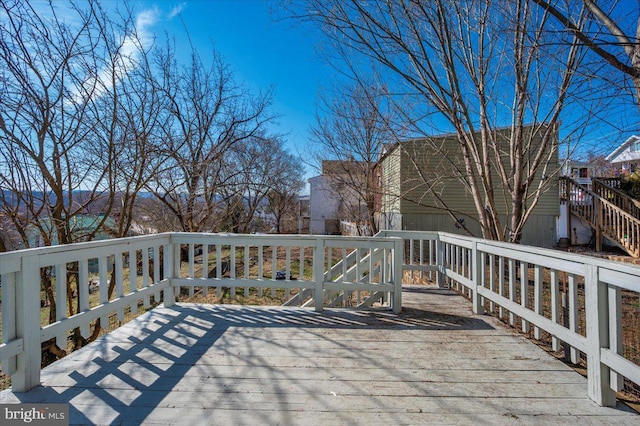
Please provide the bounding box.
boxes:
[436,235,445,288]
[13,255,42,392]
[163,241,176,308]
[471,241,484,315]
[608,285,623,392]
[584,264,616,406]
[393,238,403,313]
[313,238,325,312]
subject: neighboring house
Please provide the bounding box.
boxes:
[606,135,640,174]
[25,215,116,248]
[375,126,559,248]
[561,160,595,188]
[308,160,369,235]
[308,174,340,234]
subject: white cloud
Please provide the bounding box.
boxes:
[168,3,187,19]
[70,7,160,105]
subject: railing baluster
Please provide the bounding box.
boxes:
[129,250,137,314]
[509,258,516,326]
[55,263,67,349]
[258,245,264,297]
[78,259,90,337]
[202,244,209,297]
[608,284,623,392]
[153,245,160,302]
[245,245,250,298]
[488,254,495,313]
[142,246,151,309]
[188,244,195,297]
[1,271,18,375]
[534,264,543,340]
[230,245,236,299]
[98,256,108,327]
[498,256,505,319]
[216,245,222,299]
[520,261,529,333]
[550,269,560,352]
[115,252,124,321]
[568,273,579,364]
[271,245,277,298]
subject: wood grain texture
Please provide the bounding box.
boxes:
[1,285,637,425]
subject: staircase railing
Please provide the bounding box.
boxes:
[593,178,640,219]
[562,177,640,258]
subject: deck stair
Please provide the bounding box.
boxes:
[562,177,640,257]
[283,246,386,308]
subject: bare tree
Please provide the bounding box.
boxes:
[310,81,400,235]
[218,134,303,233]
[267,152,306,234]
[287,0,604,242]
[0,0,160,354]
[146,39,275,233]
[530,0,640,106]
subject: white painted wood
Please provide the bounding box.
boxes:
[115,252,124,321]
[1,271,18,374]
[129,250,138,312]
[568,273,579,364]
[188,244,195,297]
[55,263,67,348]
[498,256,505,319]
[163,243,175,308]
[78,259,90,338]
[534,264,543,340]
[3,289,636,424]
[509,258,516,326]
[12,255,41,392]
[392,238,402,313]
[476,287,588,354]
[98,255,108,327]
[601,348,640,389]
[520,261,530,333]
[313,240,324,312]
[2,229,640,405]
[607,285,623,392]
[40,283,169,343]
[201,244,208,297]
[550,269,560,352]
[471,242,483,315]
[215,244,222,299]
[584,265,617,407]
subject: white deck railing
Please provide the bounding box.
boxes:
[1,230,640,408]
[0,232,403,393]
[379,230,640,407]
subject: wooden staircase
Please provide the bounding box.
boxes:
[561,177,640,258]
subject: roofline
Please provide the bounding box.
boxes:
[376,122,558,167]
[606,135,640,161]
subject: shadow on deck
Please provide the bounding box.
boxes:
[1,286,637,425]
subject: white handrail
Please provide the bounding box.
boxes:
[0,232,403,392]
[382,230,640,407]
[2,229,639,408]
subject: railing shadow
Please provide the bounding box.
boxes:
[1,287,497,424]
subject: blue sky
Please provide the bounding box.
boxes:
[124,0,329,178]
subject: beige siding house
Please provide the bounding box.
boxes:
[376,126,559,248]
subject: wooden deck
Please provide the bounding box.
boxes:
[1,285,638,425]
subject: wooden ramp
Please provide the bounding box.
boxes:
[1,286,637,425]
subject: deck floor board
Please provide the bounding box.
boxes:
[1,285,638,425]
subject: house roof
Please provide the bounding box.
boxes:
[606,135,640,162]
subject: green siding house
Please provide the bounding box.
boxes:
[376,125,559,248]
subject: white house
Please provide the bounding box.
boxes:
[561,160,595,188]
[308,175,340,234]
[606,135,640,174]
